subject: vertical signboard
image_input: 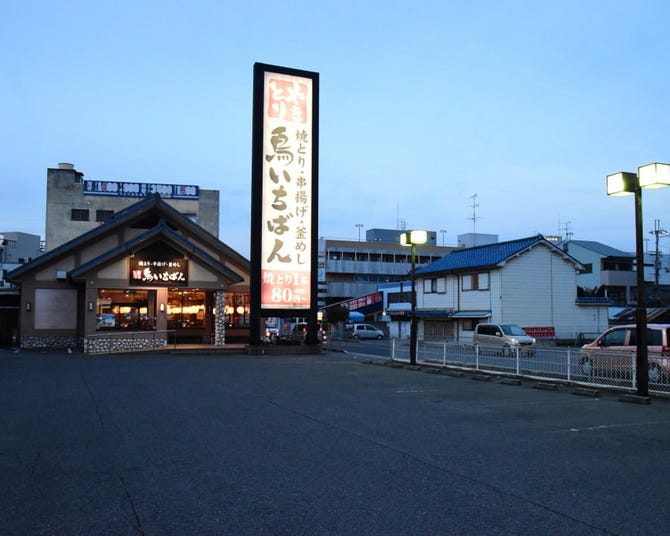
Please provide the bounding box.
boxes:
[250,63,319,344]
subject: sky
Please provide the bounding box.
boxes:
[3,0,670,259]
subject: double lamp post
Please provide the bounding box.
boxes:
[606,162,670,397]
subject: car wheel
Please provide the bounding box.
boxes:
[376,334,383,340]
[648,363,664,384]
[580,355,594,378]
[353,334,360,340]
[502,345,511,357]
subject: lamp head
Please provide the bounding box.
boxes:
[400,229,428,246]
[606,172,637,196]
[638,163,670,190]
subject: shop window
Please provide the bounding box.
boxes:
[224,292,250,328]
[167,290,206,329]
[96,289,156,331]
[71,209,89,222]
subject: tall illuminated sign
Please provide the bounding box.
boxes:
[250,63,319,343]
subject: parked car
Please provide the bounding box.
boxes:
[289,323,327,343]
[579,324,670,383]
[473,323,536,355]
[347,323,384,340]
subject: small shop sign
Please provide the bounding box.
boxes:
[129,258,188,286]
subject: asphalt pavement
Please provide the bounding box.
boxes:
[2,347,670,535]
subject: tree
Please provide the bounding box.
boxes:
[324,305,349,325]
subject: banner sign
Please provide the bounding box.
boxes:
[342,292,383,311]
[129,258,188,286]
[253,64,318,311]
[523,326,556,338]
[84,180,199,199]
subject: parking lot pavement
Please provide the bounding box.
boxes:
[3,349,670,534]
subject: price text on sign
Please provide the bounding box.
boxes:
[261,270,311,309]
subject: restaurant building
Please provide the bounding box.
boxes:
[7,194,250,353]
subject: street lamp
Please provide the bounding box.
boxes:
[400,229,428,365]
[606,162,670,397]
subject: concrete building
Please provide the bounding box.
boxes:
[319,230,456,310]
[0,232,43,345]
[563,240,636,306]
[45,163,220,251]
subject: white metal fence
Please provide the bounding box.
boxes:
[390,338,670,395]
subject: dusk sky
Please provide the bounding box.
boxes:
[3,0,670,258]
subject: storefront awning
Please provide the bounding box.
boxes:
[450,310,491,319]
[416,309,454,318]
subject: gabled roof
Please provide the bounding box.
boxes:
[7,194,248,282]
[68,223,243,284]
[416,234,581,276]
[566,240,634,258]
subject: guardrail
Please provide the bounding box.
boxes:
[390,338,670,395]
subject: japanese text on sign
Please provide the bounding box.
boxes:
[129,259,189,286]
[260,72,313,309]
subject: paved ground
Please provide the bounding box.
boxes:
[2,348,670,535]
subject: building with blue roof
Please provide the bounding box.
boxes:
[389,234,609,343]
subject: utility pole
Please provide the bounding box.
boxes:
[468,194,479,245]
[649,219,669,291]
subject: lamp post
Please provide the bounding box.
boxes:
[400,229,427,365]
[607,163,670,397]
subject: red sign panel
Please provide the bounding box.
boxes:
[522,326,556,338]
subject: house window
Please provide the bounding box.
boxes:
[579,263,593,274]
[96,210,114,222]
[461,319,477,331]
[71,209,89,221]
[423,278,438,293]
[462,272,489,291]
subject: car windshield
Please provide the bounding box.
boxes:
[500,325,527,336]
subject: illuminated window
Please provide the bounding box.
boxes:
[224,292,250,328]
[96,289,156,331]
[167,290,206,329]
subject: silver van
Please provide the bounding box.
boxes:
[473,323,536,355]
[347,323,384,340]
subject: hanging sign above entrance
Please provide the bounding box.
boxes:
[129,258,189,286]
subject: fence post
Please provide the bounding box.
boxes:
[515,347,520,375]
[631,352,636,391]
[475,344,480,370]
[566,347,571,382]
[443,342,447,367]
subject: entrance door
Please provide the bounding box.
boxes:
[167,289,210,343]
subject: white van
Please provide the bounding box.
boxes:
[473,323,536,355]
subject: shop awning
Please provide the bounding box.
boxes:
[416,309,454,318]
[450,310,491,319]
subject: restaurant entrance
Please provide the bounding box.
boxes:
[167,289,213,344]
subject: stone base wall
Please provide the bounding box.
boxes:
[21,336,78,350]
[84,336,168,354]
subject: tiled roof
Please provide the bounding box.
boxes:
[416,234,550,275]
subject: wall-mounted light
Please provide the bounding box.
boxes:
[88,301,94,312]
[159,303,165,312]
[26,302,31,312]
